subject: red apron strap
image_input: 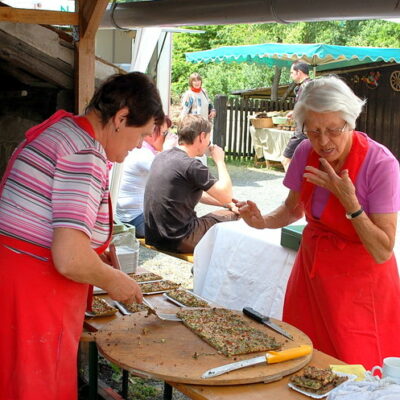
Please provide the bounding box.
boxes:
[301,131,369,238]
[0,110,74,197]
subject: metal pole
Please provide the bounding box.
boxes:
[121,369,129,398]
[88,342,98,400]
[163,382,173,400]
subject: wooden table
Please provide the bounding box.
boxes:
[173,349,344,400]
[249,126,293,162]
[85,291,345,399]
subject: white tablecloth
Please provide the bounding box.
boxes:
[193,219,298,319]
[193,218,400,320]
[249,126,294,161]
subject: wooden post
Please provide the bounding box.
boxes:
[74,0,109,113]
[213,95,227,148]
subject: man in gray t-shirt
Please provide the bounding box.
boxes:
[144,115,238,253]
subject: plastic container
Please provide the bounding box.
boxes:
[272,116,289,125]
[280,225,305,251]
[112,229,139,274]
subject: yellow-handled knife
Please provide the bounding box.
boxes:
[202,345,312,379]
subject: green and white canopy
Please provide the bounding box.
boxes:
[186,43,400,72]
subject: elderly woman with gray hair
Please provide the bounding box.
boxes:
[237,75,400,369]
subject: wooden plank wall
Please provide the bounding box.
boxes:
[344,64,400,160]
[214,96,295,159]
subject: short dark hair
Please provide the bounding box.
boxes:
[153,115,172,137]
[292,61,310,75]
[86,72,164,127]
[178,115,211,145]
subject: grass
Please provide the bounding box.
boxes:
[96,356,162,400]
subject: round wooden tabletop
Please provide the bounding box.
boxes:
[95,308,313,386]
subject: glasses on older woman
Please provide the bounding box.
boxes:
[302,122,348,139]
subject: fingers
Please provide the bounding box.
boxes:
[235,200,248,208]
[133,281,143,303]
[319,158,338,179]
[107,271,143,304]
[340,169,350,180]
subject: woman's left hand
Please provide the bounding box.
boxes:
[303,158,360,211]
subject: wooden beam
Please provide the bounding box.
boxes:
[75,36,94,113]
[0,29,73,88]
[75,0,110,113]
[79,0,109,40]
[0,8,78,25]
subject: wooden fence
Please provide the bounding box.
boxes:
[213,95,295,159]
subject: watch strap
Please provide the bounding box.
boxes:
[346,207,364,220]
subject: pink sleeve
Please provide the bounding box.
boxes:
[283,140,312,192]
[358,144,400,214]
[52,151,108,237]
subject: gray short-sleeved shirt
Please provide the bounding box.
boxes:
[144,147,217,251]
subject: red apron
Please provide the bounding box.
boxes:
[283,132,400,370]
[0,111,112,400]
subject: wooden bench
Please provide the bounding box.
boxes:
[138,238,194,263]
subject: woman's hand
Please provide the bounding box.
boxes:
[52,228,143,303]
[105,270,143,304]
[303,158,360,213]
[236,200,265,229]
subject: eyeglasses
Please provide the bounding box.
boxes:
[302,122,348,139]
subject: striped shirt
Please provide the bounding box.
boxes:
[0,117,110,249]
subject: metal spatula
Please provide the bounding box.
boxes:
[142,298,181,322]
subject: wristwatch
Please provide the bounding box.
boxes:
[345,207,364,220]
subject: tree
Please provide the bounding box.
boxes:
[171,20,400,101]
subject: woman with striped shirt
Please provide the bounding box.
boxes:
[0,72,164,400]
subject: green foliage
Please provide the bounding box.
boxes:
[128,377,160,400]
[172,20,400,101]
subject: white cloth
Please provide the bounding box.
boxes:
[116,142,156,222]
[249,126,293,161]
[193,219,299,319]
[327,380,400,400]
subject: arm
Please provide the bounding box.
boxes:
[51,228,143,304]
[304,158,397,263]
[200,190,224,206]
[237,190,304,229]
[205,144,233,204]
[180,91,193,119]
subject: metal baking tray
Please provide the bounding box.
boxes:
[163,290,210,308]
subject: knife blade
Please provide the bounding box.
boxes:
[202,345,312,379]
[243,307,294,340]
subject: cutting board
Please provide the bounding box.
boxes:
[95,305,312,386]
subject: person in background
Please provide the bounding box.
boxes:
[144,114,238,253]
[180,72,216,122]
[281,61,312,171]
[0,72,164,400]
[237,76,400,370]
[116,116,172,237]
